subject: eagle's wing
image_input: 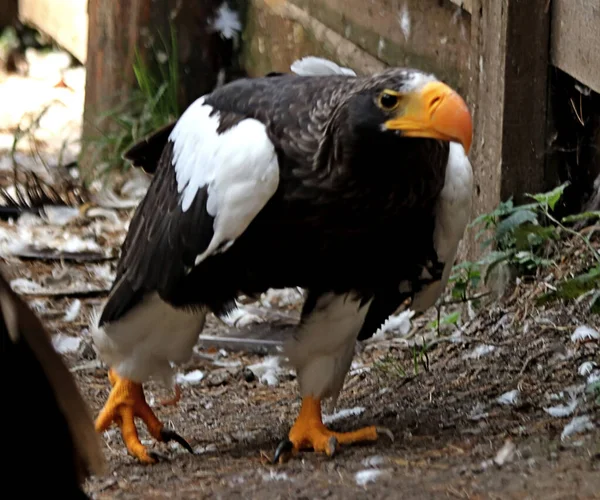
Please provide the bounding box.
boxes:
[0,269,105,487]
[122,56,355,175]
[100,97,280,325]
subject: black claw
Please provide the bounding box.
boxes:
[272,439,294,464]
[160,428,195,455]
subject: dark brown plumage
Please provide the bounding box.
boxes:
[1,269,104,497]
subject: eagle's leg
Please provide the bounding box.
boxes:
[274,291,393,463]
[284,396,386,457]
[95,369,193,464]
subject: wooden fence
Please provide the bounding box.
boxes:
[5,0,600,259]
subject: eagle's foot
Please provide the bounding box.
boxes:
[95,369,193,464]
[272,396,393,463]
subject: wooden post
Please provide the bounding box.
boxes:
[0,0,18,29]
[462,0,552,260]
[80,0,245,179]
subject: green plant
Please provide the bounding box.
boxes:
[448,182,600,311]
[82,24,180,183]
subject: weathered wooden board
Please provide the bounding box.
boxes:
[288,0,472,93]
[551,0,600,94]
[461,0,551,261]
[19,0,88,63]
[244,0,385,77]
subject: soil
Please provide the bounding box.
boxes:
[19,259,600,499]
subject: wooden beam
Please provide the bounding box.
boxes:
[463,0,551,259]
[0,0,18,29]
[550,0,600,94]
[19,0,88,63]
[81,0,243,178]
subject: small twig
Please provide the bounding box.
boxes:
[439,292,491,307]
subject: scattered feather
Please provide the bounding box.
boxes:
[260,288,303,308]
[246,356,287,386]
[493,439,516,466]
[578,361,597,376]
[543,396,578,417]
[221,305,264,327]
[463,344,496,360]
[86,207,121,225]
[587,371,600,385]
[355,469,391,486]
[496,389,520,406]
[361,455,387,467]
[176,370,205,385]
[51,333,81,354]
[261,471,290,482]
[42,205,80,225]
[374,309,414,338]
[571,325,600,342]
[63,299,81,322]
[290,56,357,77]
[211,2,242,40]
[323,406,365,424]
[561,415,595,441]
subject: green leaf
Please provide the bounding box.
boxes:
[495,209,538,240]
[441,311,461,326]
[537,265,600,304]
[529,182,569,210]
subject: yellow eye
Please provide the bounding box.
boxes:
[378,91,400,111]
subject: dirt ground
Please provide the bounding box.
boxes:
[1,43,599,500]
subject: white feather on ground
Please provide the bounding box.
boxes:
[560,415,595,441]
[570,325,600,342]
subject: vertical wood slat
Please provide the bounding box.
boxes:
[462,0,551,260]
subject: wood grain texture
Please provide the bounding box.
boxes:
[81,0,241,176]
[551,0,600,94]
[462,0,551,261]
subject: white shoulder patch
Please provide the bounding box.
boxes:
[169,97,280,266]
[290,56,357,77]
[410,142,473,312]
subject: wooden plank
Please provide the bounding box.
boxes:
[0,0,18,29]
[290,0,472,94]
[246,0,385,77]
[462,0,551,260]
[19,0,88,63]
[550,0,600,94]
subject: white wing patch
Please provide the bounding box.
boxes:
[290,56,357,77]
[169,97,280,266]
[410,142,473,312]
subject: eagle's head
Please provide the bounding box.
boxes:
[345,69,473,155]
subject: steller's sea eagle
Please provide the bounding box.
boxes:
[1,268,104,496]
[91,57,473,464]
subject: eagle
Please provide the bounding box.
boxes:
[1,269,104,496]
[92,57,473,464]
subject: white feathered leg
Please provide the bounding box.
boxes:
[274,292,393,461]
[91,293,205,464]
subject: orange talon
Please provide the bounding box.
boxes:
[273,396,393,463]
[95,369,193,464]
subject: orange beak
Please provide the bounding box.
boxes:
[384,81,473,154]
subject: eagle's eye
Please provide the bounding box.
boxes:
[377,91,400,111]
